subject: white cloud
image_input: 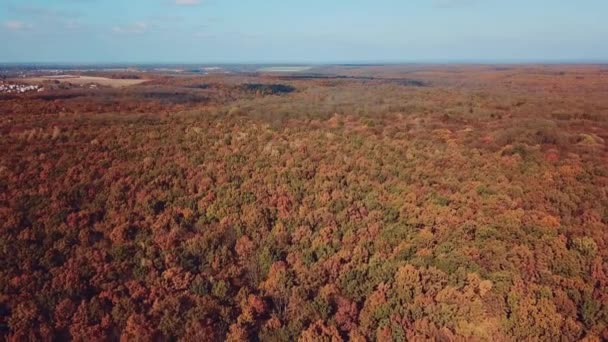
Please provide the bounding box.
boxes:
[174,0,201,5]
[194,32,215,38]
[433,0,477,8]
[3,20,31,31]
[112,22,149,34]
[65,20,82,30]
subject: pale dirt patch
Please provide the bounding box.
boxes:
[19,75,147,88]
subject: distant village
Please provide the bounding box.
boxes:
[0,81,43,94]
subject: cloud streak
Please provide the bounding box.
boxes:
[6,3,80,19]
[433,0,478,8]
[173,0,201,6]
[3,20,31,31]
[112,22,149,34]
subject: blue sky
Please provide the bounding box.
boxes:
[1,0,607,63]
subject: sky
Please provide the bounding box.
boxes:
[1,0,607,63]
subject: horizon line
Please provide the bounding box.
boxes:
[2,59,608,66]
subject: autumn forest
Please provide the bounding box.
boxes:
[1,64,608,341]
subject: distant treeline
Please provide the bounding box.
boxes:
[273,74,428,86]
[241,83,296,95]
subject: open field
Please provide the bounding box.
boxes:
[18,75,148,87]
[258,66,313,73]
[1,65,608,340]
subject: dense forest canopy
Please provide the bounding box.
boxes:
[1,65,607,341]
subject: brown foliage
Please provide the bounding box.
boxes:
[1,65,607,340]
